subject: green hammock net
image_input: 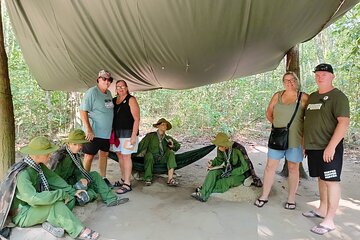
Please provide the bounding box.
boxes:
[108,142,262,187]
[108,145,215,174]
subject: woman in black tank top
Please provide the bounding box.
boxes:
[112,80,140,194]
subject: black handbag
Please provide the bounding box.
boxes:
[268,92,302,150]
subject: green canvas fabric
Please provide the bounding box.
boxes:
[5,0,358,92]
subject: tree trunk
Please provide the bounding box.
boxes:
[280,45,308,179]
[0,1,15,180]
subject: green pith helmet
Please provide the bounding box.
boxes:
[20,136,59,155]
[62,129,89,144]
[211,132,233,148]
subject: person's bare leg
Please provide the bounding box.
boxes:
[98,150,109,177]
[168,168,174,182]
[316,178,328,217]
[259,158,280,200]
[116,152,125,181]
[122,153,132,185]
[319,181,340,229]
[83,154,95,172]
[287,161,300,203]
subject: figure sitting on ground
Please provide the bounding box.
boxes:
[49,129,129,207]
[191,133,250,202]
[0,136,100,240]
[137,118,181,186]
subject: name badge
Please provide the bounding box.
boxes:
[307,103,322,110]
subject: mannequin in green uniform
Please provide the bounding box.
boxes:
[191,133,250,202]
[137,118,181,186]
[50,129,129,207]
[11,136,100,240]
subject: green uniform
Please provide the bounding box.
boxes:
[200,148,250,201]
[10,164,84,238]
[138,132,181,181]
[53,153,118,205]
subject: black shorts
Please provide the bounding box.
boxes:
[82,138,110,155]
[306,141,343,182]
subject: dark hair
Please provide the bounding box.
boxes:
[116,80,130,95]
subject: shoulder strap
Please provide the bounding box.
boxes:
[287,92,302,128]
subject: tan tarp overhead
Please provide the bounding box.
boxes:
[5,0,359,91]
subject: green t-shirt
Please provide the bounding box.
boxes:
[80,86,114,139]
[304,88,349,150]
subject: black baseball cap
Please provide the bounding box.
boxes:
[313,63,333,74]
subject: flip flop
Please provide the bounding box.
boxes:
[76,227,100,240]
[167,178,179,187]
[254,199,268,208]
[191,192,206,202]
[115,183,132,194]
[302,210,324,219]
[310,224,335,235]
[284,202,296,210]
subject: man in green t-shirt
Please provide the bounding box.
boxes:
[303,63,350,235]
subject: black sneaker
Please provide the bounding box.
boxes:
[103,177,113,189]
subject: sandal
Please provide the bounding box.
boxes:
[167,178,179,187]
[191,192,206,202]
[115,183,132,194]
[195,186,202,193]
[76,227,100,240]
[145,179,152,186]
[254,198,268,208]
[107,196,129,206]
[113,178,124,188]
[284,202,296,210]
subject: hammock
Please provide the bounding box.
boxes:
[108,145,216,174]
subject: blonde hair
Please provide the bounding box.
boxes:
[283,71,301,91]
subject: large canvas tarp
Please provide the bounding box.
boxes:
[5,0,359,91]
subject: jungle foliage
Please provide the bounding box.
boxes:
[3,4,360,146]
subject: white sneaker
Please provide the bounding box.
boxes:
[243,176,253,187]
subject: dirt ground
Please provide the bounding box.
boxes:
[6,137,360,240]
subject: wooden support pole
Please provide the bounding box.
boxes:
[0,1,15,180]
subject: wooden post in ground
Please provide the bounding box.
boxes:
[279,45,308,179]
[0,1,15,180]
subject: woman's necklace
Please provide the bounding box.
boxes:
[116,95,126,104]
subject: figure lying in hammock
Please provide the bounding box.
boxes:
[191,132,255,202]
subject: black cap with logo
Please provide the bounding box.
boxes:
[313,63,334,74]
